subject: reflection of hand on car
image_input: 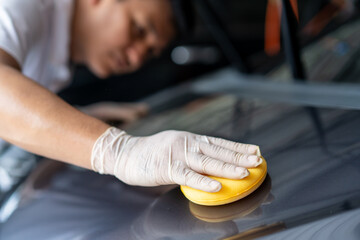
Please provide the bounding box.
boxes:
[79,102,149,123]
[128,177,273,240]
[129,188,239,240]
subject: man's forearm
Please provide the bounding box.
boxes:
[0,65,110,169]
[0,50,264,194]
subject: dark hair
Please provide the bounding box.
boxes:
[169,0,195,37]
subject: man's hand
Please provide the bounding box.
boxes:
[91,127,262,192]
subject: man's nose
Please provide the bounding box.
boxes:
[127,42,149,68]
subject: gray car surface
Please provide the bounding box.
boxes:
[1,70,360,239]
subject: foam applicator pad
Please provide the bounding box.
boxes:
[180,157,267,206]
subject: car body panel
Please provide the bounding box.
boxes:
[1,83,360,239]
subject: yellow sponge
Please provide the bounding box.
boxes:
[180,157,267,206]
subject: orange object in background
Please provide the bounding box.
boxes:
[264,0,353,56]
[264,0,299,56]
[303,0,347,37]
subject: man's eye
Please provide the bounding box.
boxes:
[134,22,146,38]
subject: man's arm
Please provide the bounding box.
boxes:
[0,49,109,169]
[0,48,262,193]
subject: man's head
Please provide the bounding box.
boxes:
[71,0,182,78]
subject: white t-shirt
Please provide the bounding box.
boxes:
[0,0,74,93]
[0,0,74,155]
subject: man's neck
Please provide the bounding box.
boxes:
[69,0,86,64]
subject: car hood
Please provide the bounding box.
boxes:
[1,77,360,240]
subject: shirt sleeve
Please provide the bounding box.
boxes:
[0,1,43,67]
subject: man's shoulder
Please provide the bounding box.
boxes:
[0,0,50,20]
[0,0,53,34]
[0,0,52,67]
[0,0,43,9]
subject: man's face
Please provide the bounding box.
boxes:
[80,0,176,78]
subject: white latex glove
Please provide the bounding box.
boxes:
[91,127,262,192]
[80,102,148,123]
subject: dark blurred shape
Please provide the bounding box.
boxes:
[194,0,250,72]
[170,0,195,36]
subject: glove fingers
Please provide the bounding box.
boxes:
[199,143,262,168]
[205,136,260,156]
[187,152,249,179]
[173,167,222,192]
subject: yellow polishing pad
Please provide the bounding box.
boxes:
[180,157,267,206]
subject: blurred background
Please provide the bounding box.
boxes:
[59,0,360,106]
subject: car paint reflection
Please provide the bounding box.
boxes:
[1,95,360,239]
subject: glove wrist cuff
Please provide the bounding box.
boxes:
[91,127,129,175]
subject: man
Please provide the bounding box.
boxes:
[0,0,262,193]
